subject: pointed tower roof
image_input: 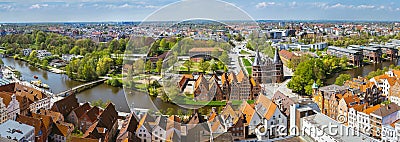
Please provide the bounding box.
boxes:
[253,48,262,66]
[273,47,282,64]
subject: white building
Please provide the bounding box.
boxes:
[61,54,83,62]
[254,95,287,140]
[7,94,20,121]
[151,116,167,142]
[136,113,154,142]
[22,48,32,56]
[240,100,262,136]
[0,120,35,142]
[36,50,52,59]
[29,96,51,114]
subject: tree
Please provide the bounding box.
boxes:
[211,47,221,57]
[133,59,145,75]
[183,60,193,72]
[159,38,168,51]
[246,42,253,50]
[35,31,46,45]
[166,108,174,115]
[210,59,218,73]
[156,59,163,74]
[219,51,229,65]
[335,74,351,86]
[287,57,326,95]
[145,60,152,73]
[0,58,3,68]
[96,57,114,76]
[42,59,49,68]
[199,60,210,73]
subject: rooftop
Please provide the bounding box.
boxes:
[328,46,360,54]
[0,120,34,141]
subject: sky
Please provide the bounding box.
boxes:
[0,0,399,22]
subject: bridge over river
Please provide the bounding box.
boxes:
[55,78,108,97]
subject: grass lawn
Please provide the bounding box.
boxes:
[134,83,147,90]
[246,67,252,75]
[250,57,255,62]
[240,50,250,54]
[242,58,252,66]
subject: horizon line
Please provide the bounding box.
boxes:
[1,19,400,24]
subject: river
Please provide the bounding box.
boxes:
[326,59,400,84]
[2,57,186,113]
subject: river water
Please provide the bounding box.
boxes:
[325,59,400,84]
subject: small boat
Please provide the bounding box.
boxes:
[34,75,38,79]
[30,80,50,89]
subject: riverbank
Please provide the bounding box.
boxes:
[12,55,66,74]
[326,59,400,84]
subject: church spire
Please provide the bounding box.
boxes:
[273,47,282,64]
[253,47,262,66]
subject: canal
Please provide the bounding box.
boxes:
[326,59,400,84]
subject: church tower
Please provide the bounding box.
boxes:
[252,48,262,85]
[273,47,284,83]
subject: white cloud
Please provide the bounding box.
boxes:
[29,3,48,9]
[356,4,375,9]
[289,1,297,7]
[255,2,276,9]
[376,5,385,10]
[119,3,131,8]
[144,5,159,9]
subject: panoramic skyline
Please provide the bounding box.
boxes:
[0,0,400,22]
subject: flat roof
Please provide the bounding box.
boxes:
[328,46,360,54]
[0,120,34,140]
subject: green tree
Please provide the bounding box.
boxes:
[183,60,193,72]
[209,59,218,73]
[156,59,163,74]
[199,60,210,73]
[145,60,153,73]
[159,38,168,51]
[166,108,174,115]
[335,74,351,86]
[287,57,326,95]
[246,42,253,50]
[35,31,46,45]
[211,47,221,57]
[41,59,49,68]
[133,59,145,75]
[219,51,229,65]
[70,46,80,55]
[96,57,114,76]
